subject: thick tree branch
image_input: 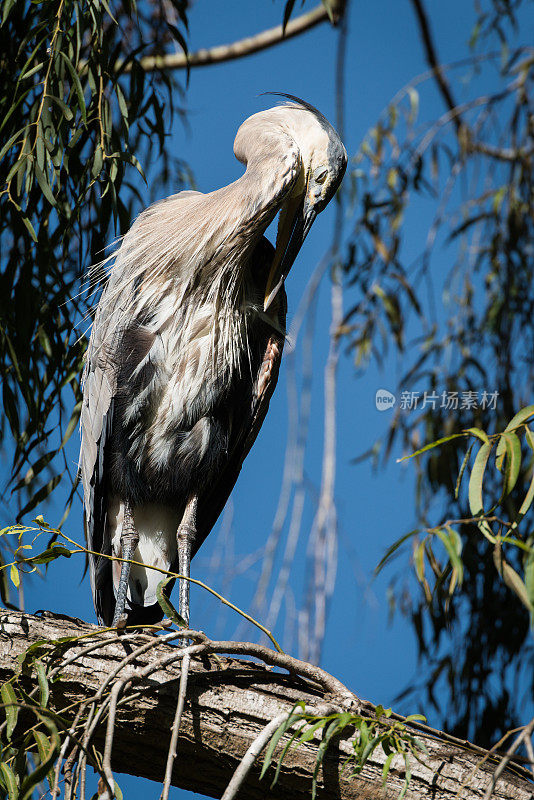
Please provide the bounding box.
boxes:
[0,611,533,800]
[125,4,331,74]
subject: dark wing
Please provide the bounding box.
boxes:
[80,269,136,624]
[193,244,287,557]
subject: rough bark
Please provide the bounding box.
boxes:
[0,611,532,800]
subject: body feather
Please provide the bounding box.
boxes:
[81,191,288,625]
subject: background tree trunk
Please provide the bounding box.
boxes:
[0,611,531,800]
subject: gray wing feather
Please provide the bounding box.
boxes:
[81,189,206,623]
[80,268,133,623]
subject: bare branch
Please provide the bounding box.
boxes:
[484,717,534,800]
[122,5,331,74]
[467,139,534,162]
[409,0,460,127]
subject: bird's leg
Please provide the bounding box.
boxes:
[112,500,139,629]
[177,496,198,629]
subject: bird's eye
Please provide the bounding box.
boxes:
[313,166,328,184]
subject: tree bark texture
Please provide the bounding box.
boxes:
[0,611,532,800]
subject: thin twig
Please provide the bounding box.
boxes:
[409,0,460,127]
[52,706,84,799]
[160,652,191,800]
[523,734,534,779]
[102,681,122,797]
[483,716,534,799]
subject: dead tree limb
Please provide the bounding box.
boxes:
[0,611,532,800]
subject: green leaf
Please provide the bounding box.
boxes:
[60,401,82,448]
[404,713,426,723]
[10,564,20,588]
[502,562,532,612]
[19,61,45,81]
[261,713,297,780]
[128,153,146,182]
[33,730,56,789]
[6,155,27,184]
[1,682,19,737]
[21,215,37,242]
[361,735,382,768]
[59,51,86,123]
[164,22,187,58]
[398,752,411,800]
[92,145,103,178]
[493,546,533,613]
[20,716,60,800]
[464,427,490,446]
[298,717,328,743]
[13,451,56,492]
[503,405,534,433]
[455,441,474,499]
[0,127,26,163]
[272,726,302,787]
[46,94,74,121]
[414,540,425,583]
[468,441,495,542]
[396,433,467,462]
[312,717,344,794]
[35,164,56,206]
[17,474,62,519]
[375,529,420,574]
[502,432,522,495]
[156,576,186,628]
[36,129,45,171]
[435,528,463,586]
[1,0,16,24]
[382,752,394,785]
[35,660,49,707]
[0,763,18,800]
[321,0,339,24]
[25,543,72,566]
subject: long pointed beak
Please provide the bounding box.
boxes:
[264,195,317,312]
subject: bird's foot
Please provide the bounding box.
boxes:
[113,612,129,631]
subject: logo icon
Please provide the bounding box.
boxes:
[375,389,396,411]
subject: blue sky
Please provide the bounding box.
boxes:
[3,0,533,797]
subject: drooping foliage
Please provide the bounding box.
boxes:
[0,0,190,526]
[343,0,534,743]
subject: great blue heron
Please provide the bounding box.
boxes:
[80,95,346,628]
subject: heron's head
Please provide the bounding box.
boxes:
[255,95,347,311]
